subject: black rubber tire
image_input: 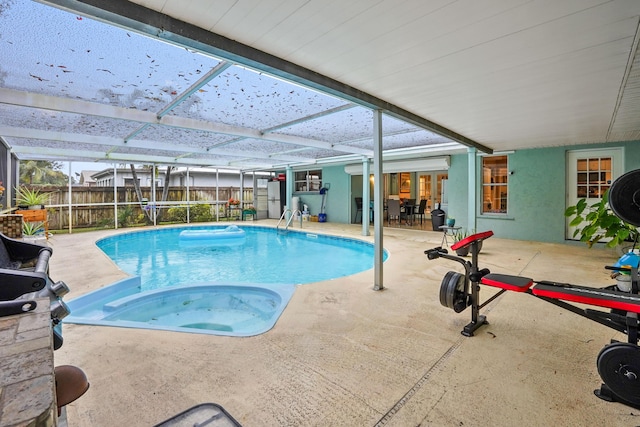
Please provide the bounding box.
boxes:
[597,342,640,406]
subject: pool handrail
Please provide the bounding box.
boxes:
[277,209,302,231]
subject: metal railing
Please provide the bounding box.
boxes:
[276,209,302,231]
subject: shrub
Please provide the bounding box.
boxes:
[23,221,45,236]
[565,190,639,248]
[117,206,134,227]
[166,206,188,223]
[166,204,213,223]
[15,186,52,207]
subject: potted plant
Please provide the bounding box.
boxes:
[15,186,52,209]
[22,221,45,241]
[564,190,639,252]
[468,229,484,253]
[453,229,470,256]
[446,216,456,227]
[242,204,257,220]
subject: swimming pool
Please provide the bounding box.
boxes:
[95,225,384,290]
[64,226,386,336]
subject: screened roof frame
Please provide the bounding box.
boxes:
[0,0,478,172]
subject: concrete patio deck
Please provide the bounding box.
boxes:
[49,221,636,426]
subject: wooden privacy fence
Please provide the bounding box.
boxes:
[42,186,253,230]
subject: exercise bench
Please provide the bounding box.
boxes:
[425,229,640,409]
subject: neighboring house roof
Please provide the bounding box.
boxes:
[79,170,99,185]
[90,167,271,180]
[90,168,151,180]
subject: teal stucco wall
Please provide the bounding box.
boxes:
[445,154,469,229]
[322,165,351,224]
[448,141,640,243]
[292,165,351,223]
[292,140,638,244]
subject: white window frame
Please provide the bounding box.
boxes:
[481,155,509,215]
[294,169,322,192]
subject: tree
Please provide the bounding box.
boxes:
[129,165,150,222]
[19,160,72,185]
[157,166,174,222]
[129,164,174,223]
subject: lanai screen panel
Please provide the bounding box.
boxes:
[278,108,448,151]
[135,125,239,150]
[0,105,143,137]
[170,66,352,129]
[0,1,222,107]
[0,0,461,168]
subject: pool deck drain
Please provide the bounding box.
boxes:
[373,339,463,426]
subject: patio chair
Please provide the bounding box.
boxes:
[404,199,416,224]
[415,199,428,224]
[354,197,363,223]
[387,199,401,226]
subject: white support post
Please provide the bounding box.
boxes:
[468,147,477,232]
[152,165,157,226]
[215,168,219,221]
[67,162,72,234]
[373,110,384,291]
[6,150,12,209]
[186,167,190,224]
[239,171,244,214]
[113,164,118,229]
[285,166,293,222]
[362,157,370,236]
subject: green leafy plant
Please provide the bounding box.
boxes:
[22,221,44,236]
[453,229,468,242]
[564,190,639,248]
[15,186,52,207]
[451,228,470,256]
[190,204,214,222]
[96,218,115,229]
[117,205,134,227]
[166,204,213,223]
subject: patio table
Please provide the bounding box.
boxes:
[439,225,461,247]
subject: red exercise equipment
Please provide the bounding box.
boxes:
[424,169,640,408]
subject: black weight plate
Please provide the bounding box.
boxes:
[439,271,466,312]
[609,169,640,227]
[597,342,640,406]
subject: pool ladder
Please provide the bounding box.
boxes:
[276,209,302,231]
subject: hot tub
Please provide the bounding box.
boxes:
[64,277,295,337]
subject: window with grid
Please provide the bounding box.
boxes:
[576,157,611,199]
[481,156,508,214]
[294,170,322,192]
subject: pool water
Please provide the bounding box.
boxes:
[64,226,386,336]
[65,278,296,336]
[96,225,384,291]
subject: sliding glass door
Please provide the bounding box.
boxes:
[418,172,447,212]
